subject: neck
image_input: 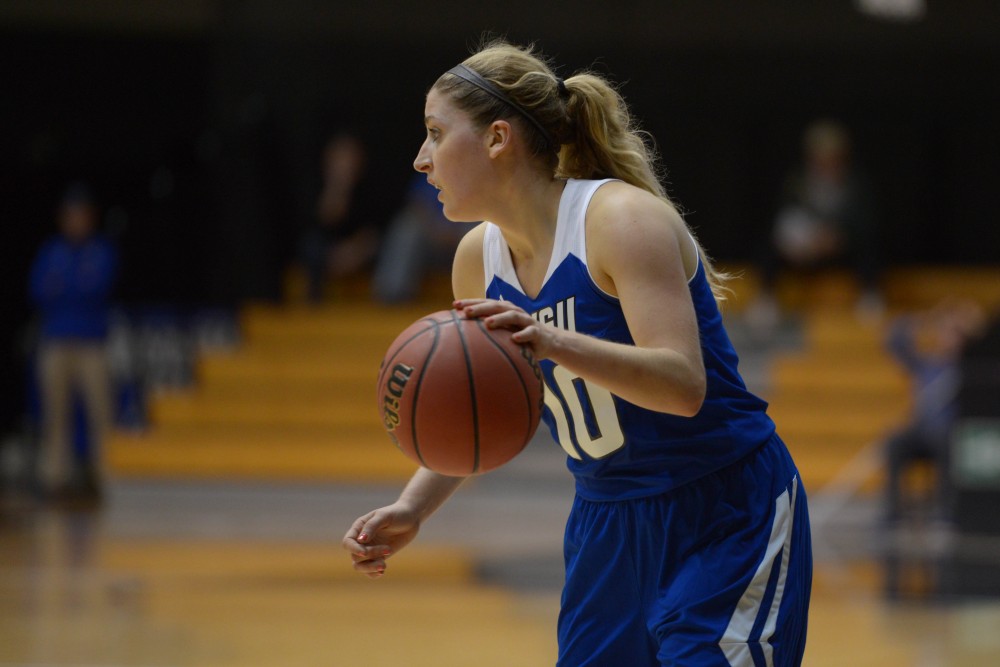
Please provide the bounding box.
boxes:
[486,172,565,262]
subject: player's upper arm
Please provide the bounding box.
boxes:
[586,183,703,368]
[452,222,488,300]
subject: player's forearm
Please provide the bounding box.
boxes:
[548,329,706,417]
[395,467,466,522]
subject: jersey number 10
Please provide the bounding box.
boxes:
[544,365,625,459]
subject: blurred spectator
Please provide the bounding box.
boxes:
[296,132,380,302]
[373,174,476,303]
[28,184,118,503]
[748,119,881,331]
[883,299,985,524]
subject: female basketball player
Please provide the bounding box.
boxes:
[343,41,812,667]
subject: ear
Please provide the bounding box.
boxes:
[485,119,512,158]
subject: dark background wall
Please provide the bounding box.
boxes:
[2,1,999,427]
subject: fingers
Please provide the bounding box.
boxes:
[510,322,542,344]
[356,559,386,579]
[343,513,386,560]
[481,309,535,332]
[454,299,526,319]
[454,299,555,358]
[351,544,393,579]
[342,514,373,554]
[344,533,392,562]
[455,299,535,331]
[343,510,397,579]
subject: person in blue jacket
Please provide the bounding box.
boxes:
[29,183,118,502]
[344,41,812,666]
[883,300,985,523]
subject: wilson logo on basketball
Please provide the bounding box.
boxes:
[382,363,414,446]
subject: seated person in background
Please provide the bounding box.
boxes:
[883,299,985,523]
[298,132,380,302]
[372,174,477,303]
[749,119,881,332]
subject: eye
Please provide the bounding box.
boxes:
[426,127,441,140]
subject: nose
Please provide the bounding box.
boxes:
[413,140,431,173]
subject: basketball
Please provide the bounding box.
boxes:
[377,309,545,476]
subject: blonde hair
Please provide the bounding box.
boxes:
[433,39,731,302]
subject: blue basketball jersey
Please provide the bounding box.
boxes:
[483,178,776,501]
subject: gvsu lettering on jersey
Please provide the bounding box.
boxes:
[532,296,576,332]
[382,363,414,447]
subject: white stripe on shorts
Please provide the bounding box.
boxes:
[719,476,798,667]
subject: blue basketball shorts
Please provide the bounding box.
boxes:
[557,433,812,666]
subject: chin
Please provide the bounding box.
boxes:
[441,204,481,224]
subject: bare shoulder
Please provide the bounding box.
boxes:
[452,222,488,300]
[586,182,695,284]
[588,181,683,236]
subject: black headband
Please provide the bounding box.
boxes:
[446,64,556,148]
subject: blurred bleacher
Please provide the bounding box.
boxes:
[751,266,1000,494]
[107,266,1000,496]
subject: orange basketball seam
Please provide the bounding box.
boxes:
[407,319,441,470]
[376,320,436,397]
[449,310,481,474]
[472,318,539,449]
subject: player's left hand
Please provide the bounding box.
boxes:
[454,298,560,360]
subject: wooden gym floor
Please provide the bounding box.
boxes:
[4,267,1000,666]
[4,442,1000,667]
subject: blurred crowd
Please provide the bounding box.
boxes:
[294,131,475,304]
[748,119,883,335]
[5,124,475,508]
[4,108,999,549]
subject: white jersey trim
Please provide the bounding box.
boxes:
[482,178,700,295]
[482,179,616,297]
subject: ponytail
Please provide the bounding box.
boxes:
[557,73,732,302]
[556,73,666,203]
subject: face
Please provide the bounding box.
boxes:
[808,146,848,181]
[59,202,96,243]
[413,88,495,222]
[326,135,366,180]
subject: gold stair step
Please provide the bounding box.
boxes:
[151,394,375,425]
[149,401,376,428]
[778,430,882,451]
[108,428,415,481]
[231,336,395,358]
[767,390,910,415]
[181,377,378,399]
[772,358,908,393]
[803,313,885,350]
[883,266,1000,310]
[242,304,439,341]
[113,421,383,441]
[773,271,862,311]
[155,382,376,405]
[769,409,903,437]
[199,356,379,383]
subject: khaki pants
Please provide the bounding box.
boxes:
[36,341,112,489]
